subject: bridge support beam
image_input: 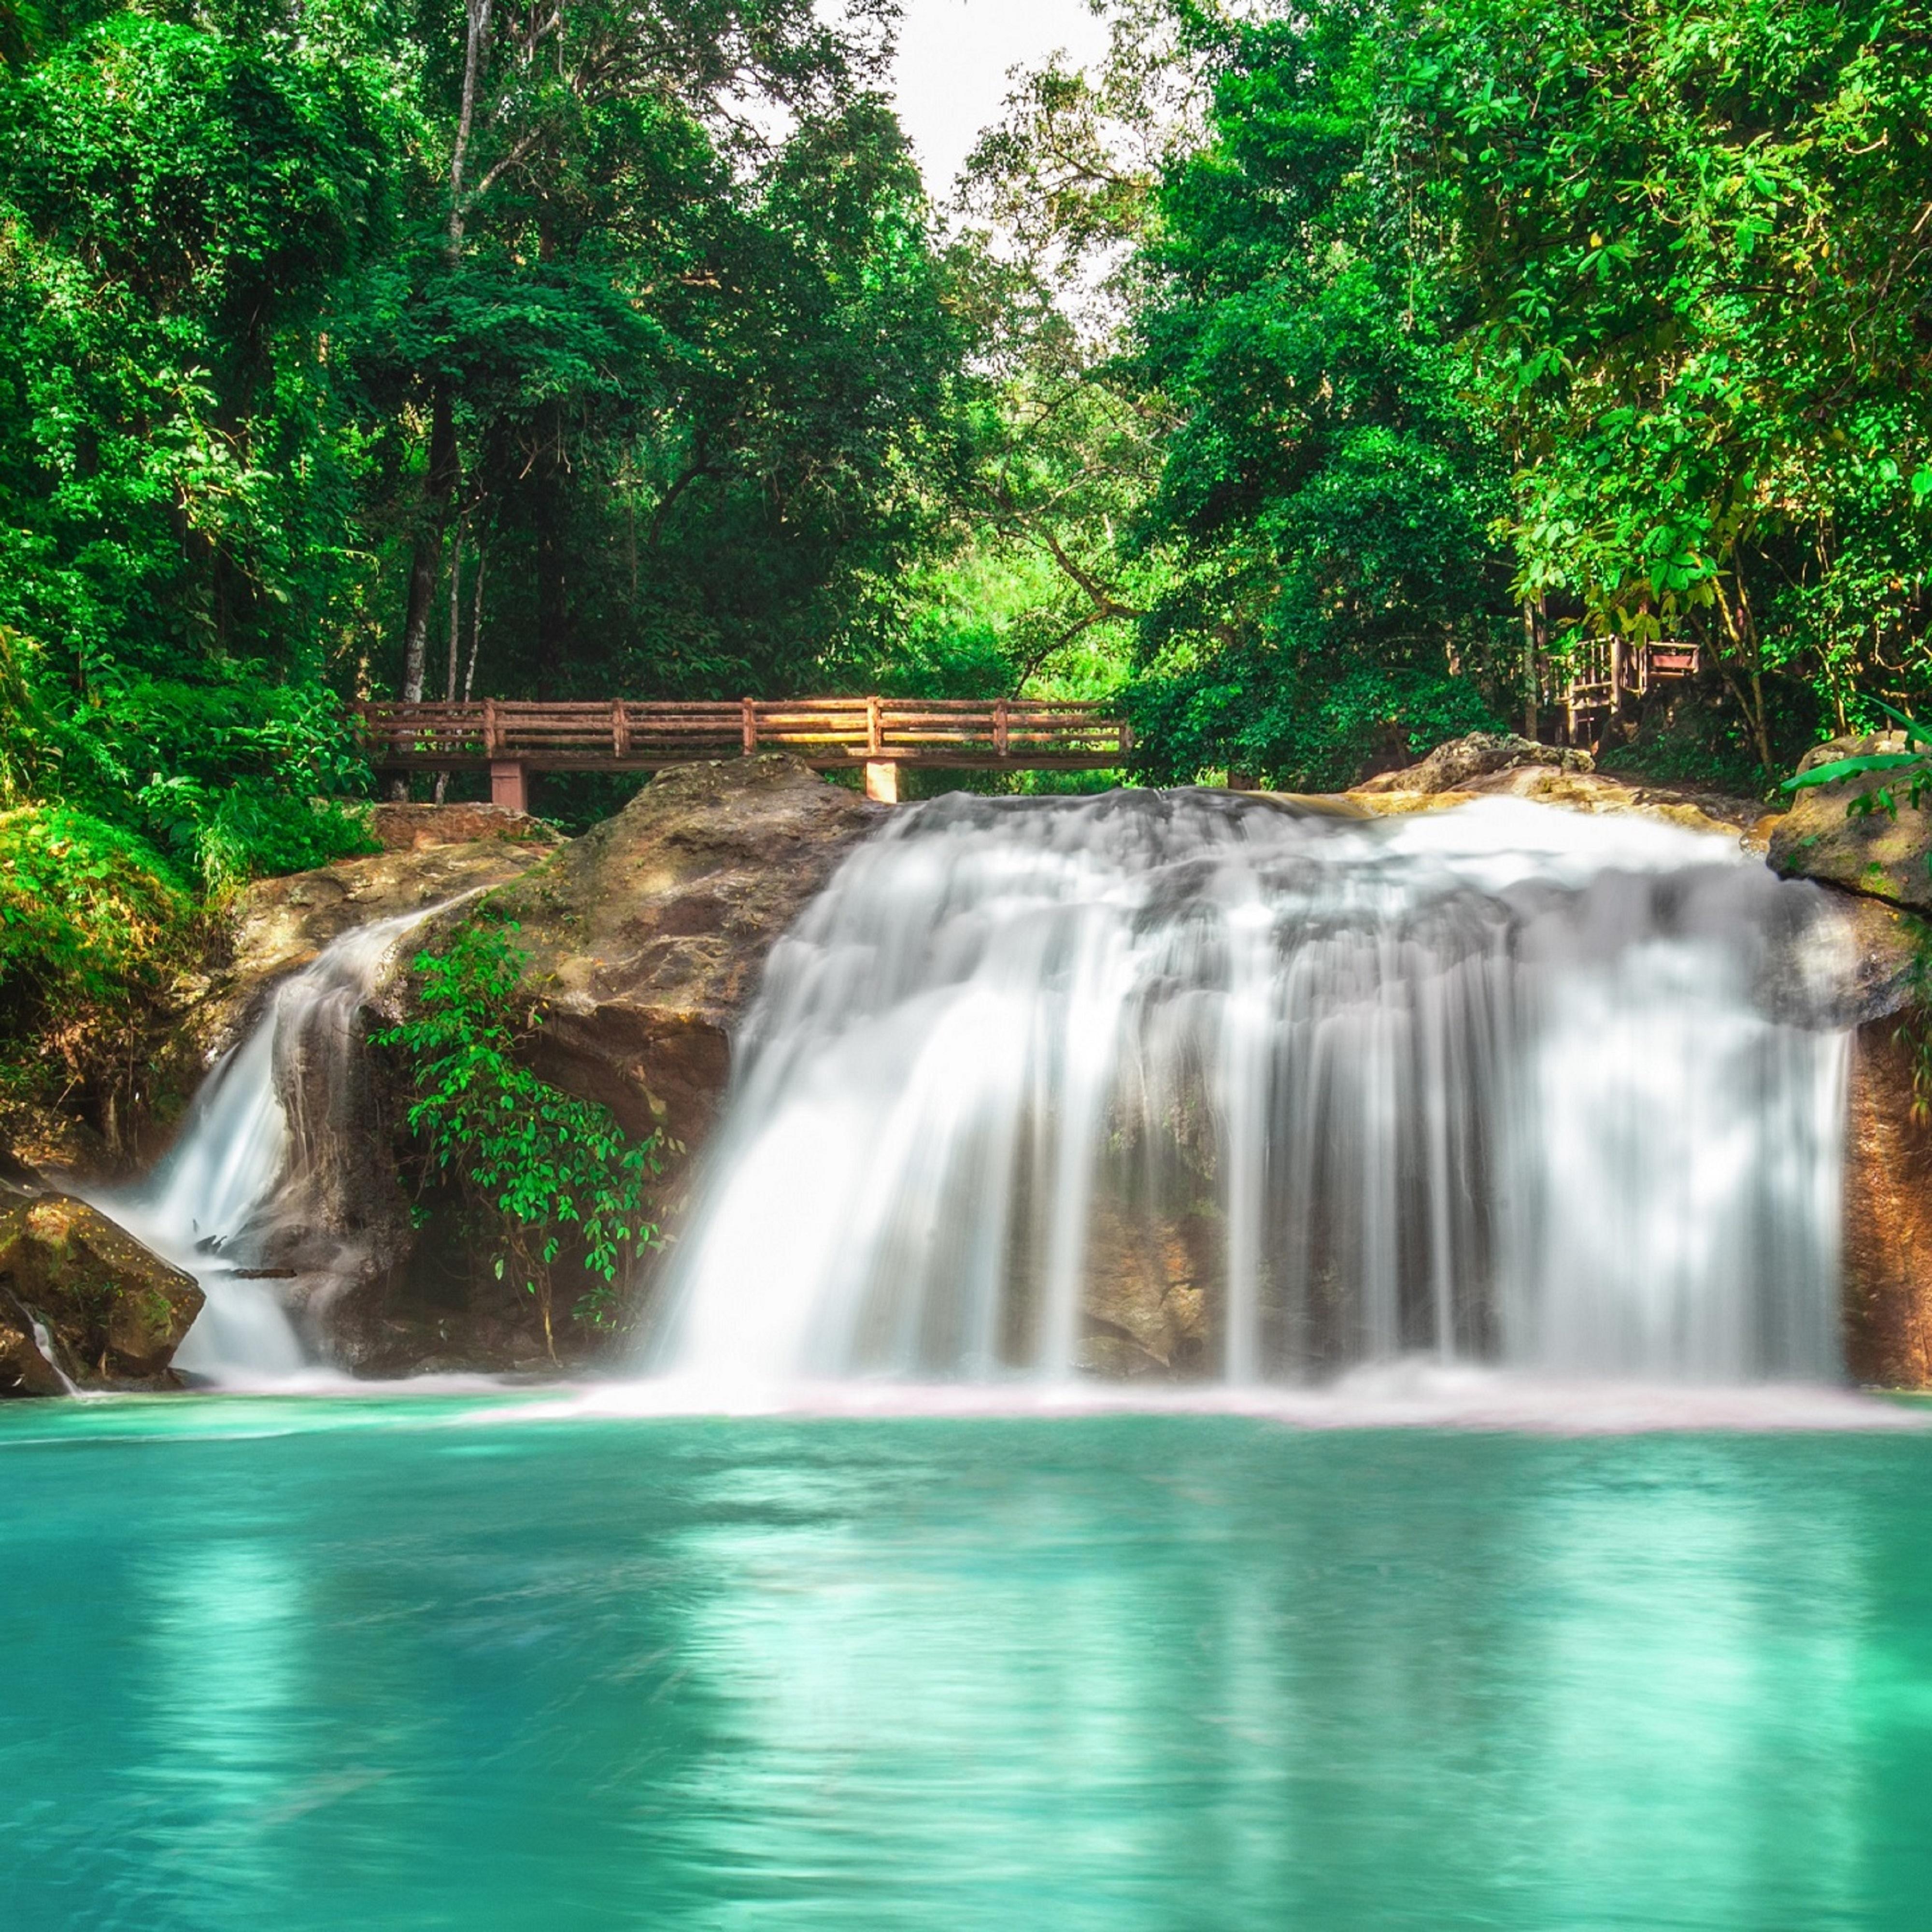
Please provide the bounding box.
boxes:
[489,759,528,813]
[863,760,899,805]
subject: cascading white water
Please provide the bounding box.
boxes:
[90,910,435,1384]
[648,792,1853,1392]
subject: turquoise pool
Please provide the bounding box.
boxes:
[4,1397,1931,1929]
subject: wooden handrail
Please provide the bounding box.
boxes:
[354,696,1135,773]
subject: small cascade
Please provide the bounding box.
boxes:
[648,792,1853,1391]
[28,1317,80,1396]
[91,910,435,1385]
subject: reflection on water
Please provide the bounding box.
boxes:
[2,1402,1931,1930]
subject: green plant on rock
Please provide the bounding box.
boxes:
[376,915,660,1354]
[1783,702,1932,1126]
[1782,701,1932,821]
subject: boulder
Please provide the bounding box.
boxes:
[1350,756,1776,846]
[0,1194,203,1392]
[1767,734,1932,911]
[480,755,884,1145]
[0,1098,114,1191]
[1351,731,1594,796]
[317,757,882,1371]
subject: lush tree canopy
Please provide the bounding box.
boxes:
[6,0,1932,864]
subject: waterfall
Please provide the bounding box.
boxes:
[649,792,1852,1391]
[91,910,435,1385]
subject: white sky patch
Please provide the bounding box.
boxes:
[892,0,1114,196]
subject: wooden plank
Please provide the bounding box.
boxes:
[353,695,1134,775]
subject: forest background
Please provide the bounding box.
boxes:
[3,0,1932,1119]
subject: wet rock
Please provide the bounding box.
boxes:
[193,828,563,1061]
[0,1195,203,1392]
[1350,759,1775,846]
[1351,731,1594,796]
[0,1295,67,1397]
[1767,734,1932,911]
[1080,1203,1213,1375]
[1811,891,1921,1026]
[1843,1016,1932,1387]
[481,756,884,1145]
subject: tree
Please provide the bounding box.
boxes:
[1125,0,1515,788]
[1399,0,1932,775]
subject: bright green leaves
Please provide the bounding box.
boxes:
[1127,4,1513,786]
[1398,0,1932,759]
[0,798,193,1111]
[375,915,660,1340]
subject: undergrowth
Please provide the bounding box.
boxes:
[0,803,197,1137]
[376,914,661,1352]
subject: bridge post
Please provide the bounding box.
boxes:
[489,760,528,812]
[864,760,898,804]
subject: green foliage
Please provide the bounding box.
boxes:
[1397,0,1932,769]
[1114,0,1516,786]
[375,915,659,1345]
[0,800,191,1106]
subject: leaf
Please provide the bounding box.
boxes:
[1781,753,1925,790]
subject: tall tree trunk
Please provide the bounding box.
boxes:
[402,382,460,705]
[532,407,569,692]
[463,544,485,700]
[400,0,491,800]
[448,0,493,257]
[1520,601,1540,740]
[435,533,465,803]
[400,536,436,704]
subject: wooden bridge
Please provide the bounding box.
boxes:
[355,696,1135,806]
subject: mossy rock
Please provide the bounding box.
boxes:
[1768,735,1932,911]
[0,1195,202,1390]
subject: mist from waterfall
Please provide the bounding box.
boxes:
[90,910,435,1384]
[648,792,1852,1392]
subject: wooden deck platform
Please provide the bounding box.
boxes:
[355,696,1134,805]
[1557,639,1701,745]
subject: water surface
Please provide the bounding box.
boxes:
[5,1398,1931,1929]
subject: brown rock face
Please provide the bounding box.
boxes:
[199,829,561,1055]
[1768,734,1932,911]
[367,801,553,853]
[1080,1204,1213,1376]
[483,756,884,1144]
[1843,1018,1932,1386]
[0,1195,203,1392]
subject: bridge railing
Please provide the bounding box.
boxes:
[354,696,1134,771]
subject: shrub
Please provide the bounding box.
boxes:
[376,915,660,1351]
[0,803,194,1123]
